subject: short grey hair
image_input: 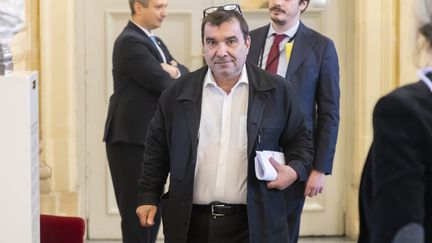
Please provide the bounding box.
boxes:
[129,0,148,15]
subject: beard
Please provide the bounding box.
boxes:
[269,6,287,26]
[271,16,287,26]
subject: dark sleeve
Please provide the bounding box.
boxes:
[369,94,426,243]
[314,39,340,174]
[280,83,314,182]
[177,63,189,76]
[137,96,171,206]
[116,35,178,95]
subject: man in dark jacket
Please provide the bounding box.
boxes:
[103,0,188,242]
[359,79,432,243]
[247,1,340,241]
[136,5,313,243]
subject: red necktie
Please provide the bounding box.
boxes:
[265,34,287,75]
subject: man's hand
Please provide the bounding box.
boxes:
[304,169,325,197]
[136,205,158,227]
[161,61,180,79]
[170,60,178,67]
[267,157,298,190]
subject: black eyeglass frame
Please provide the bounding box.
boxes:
[202,4,242,18]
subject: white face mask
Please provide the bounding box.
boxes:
[417,67,432,93]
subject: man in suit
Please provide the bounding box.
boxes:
[103,0,188,242]
[136,5,313,243]
[248,0,340,241]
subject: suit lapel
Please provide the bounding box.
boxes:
[152,36,168,63]
[126,21,164,63]
[250,25,270,64]
[146,36,164,63]
[286,22,315,79]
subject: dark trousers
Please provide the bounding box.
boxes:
[186,206,249,243]
[106,142,161,243]
[285,182,306,243]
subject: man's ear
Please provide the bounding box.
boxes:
[245,35,251,52]
[134,1,144,14]
[246,35,251,48]
[300,1,309,13]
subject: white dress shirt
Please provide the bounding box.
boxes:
[260,21,300,77]
[193,66,249,204]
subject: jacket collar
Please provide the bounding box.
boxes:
[127,20,149,38]
[246,61,278,92]
[177,66,207,102]
[177,63,277,102]
[286,21,315,77]
[126,21,164,62]
[177,63,277,158]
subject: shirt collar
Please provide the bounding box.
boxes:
[417,67,432,94]
[267,20,300,39]
[204,65,249,89]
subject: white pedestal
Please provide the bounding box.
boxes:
[0,72,40,243]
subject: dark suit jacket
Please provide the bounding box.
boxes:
[103,21,188,145]
[137,63,314,243]
[248,22,340,174]
[359,80,432,243]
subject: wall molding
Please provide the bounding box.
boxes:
[346,0,400,239]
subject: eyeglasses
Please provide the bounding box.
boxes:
[203,4,242,18]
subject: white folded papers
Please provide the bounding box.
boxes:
[254,151,286,181]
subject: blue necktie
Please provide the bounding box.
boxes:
[149,35,159,47]
[149,35,167,63]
